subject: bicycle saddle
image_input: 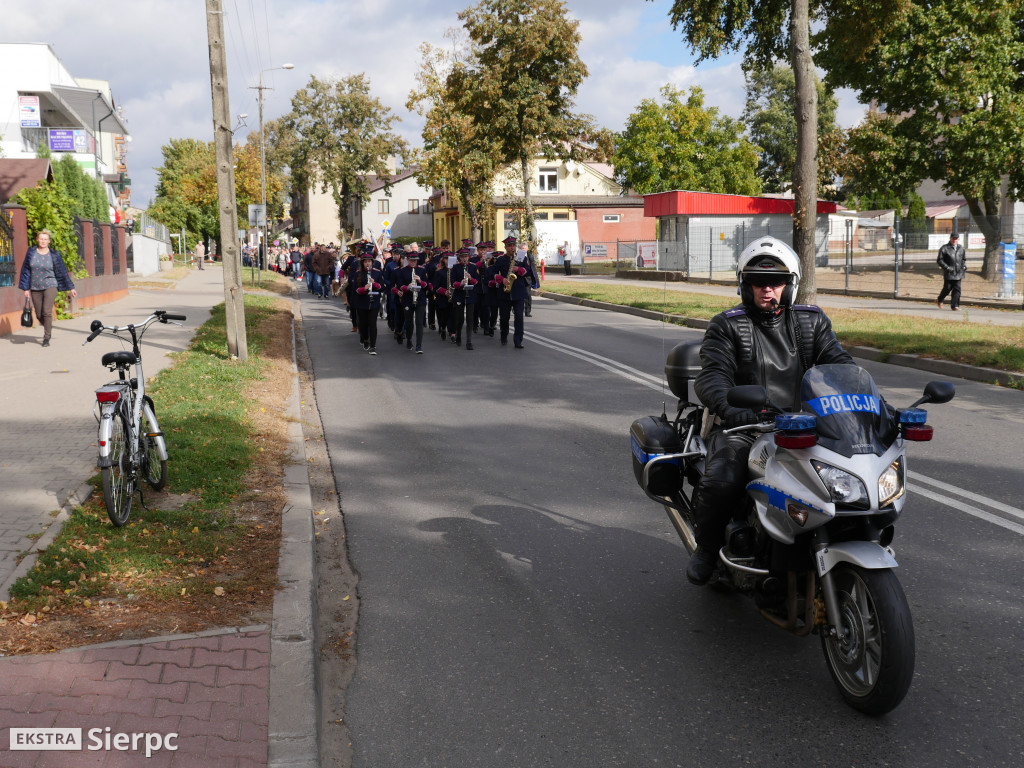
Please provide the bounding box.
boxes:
[102,351,137,367]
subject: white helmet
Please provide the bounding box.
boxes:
[737,237,801,307]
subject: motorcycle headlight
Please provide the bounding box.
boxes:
[812,460,870,509]
[878,457,905,506]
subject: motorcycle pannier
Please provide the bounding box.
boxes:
[664,341,702,400]
[630,415,683,495]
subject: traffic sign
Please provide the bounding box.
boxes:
[381,219,391,230]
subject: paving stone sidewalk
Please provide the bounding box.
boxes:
[0,268,319,768]
[0,626,269,767]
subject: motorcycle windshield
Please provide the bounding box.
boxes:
[801,365,897,457]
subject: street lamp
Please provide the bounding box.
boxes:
[251,63,294,282]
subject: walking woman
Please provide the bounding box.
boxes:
[18,229,77,347]
[352,251,383,355]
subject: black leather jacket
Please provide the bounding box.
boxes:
[695,303,853,421]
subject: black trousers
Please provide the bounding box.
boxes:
[356,308,378,348]
[436,305,450,336]
[450,301,474,344]
[498,297,525,345]
[402,302,425,348]
[938,277,962,309]
[427,292,436,327]
[693,430,755,550]
[475,301,489,332]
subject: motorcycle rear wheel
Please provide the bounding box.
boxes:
[821,565,914,716]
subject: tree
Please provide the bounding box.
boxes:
[613,85,761,195]
[147,137,267,251]
[52,154,109,221]
[658,0,907,301]
[407,37,500,243]
[743,63,841,195]
[820,0,1024,280]
[285,74,408,245]
[458,0,596,250]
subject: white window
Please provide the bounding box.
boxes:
[603,214,620,223]
[538,167,558,193]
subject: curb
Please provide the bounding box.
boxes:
[538,290,1024,388]
[267,299,321,768]
[0,480,92,603]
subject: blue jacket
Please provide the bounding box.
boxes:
[18,247,76,292]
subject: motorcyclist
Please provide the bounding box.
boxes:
[687,237,854,585]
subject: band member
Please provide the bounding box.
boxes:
[432,251,453,342]
[494,236,535,348]
[482,249,501,336]
[392,251,428,353]
[342,246,362,332]
[450,248,479,350]
[383,244,403,331]
[424,247,440,331]
[352,252,384,354]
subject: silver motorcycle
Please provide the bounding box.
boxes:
[630,341,955,715]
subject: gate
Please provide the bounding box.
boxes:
[0,209,14,288]
[93,220,105,276]
[111,226,121,274]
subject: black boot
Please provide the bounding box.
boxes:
[686,547,719,586]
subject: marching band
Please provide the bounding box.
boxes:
[308,236,537,356]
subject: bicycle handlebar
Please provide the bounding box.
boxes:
[82,310,187,346]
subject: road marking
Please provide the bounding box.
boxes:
[526,329,1023,537]
[907,483,1024,537]
[910,471,1024,522]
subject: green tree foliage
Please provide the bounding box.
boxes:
[822,0,1024,279]
[52,154,109,221]
[147,137,270,251]
[613,85,761,196]
[742,63,841,195]
[408,36,500,242]
[458,0,596,246]
[285,74,408,245]
[658,0,906,300]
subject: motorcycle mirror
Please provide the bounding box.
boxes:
[911,381,956,408]
[727,385,769,410]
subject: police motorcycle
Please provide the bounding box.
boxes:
[630,343,955,715]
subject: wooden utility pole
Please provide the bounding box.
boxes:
[205,0,248,360]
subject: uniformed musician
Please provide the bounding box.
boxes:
[450,247,479,350]
[431,251,453,342]
[392,250,428,353]
[352,251,384,354]
[494,235,535,348]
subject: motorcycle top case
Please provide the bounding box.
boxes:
[664,340,702,400]
[630,415,683,495]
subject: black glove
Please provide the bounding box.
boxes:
[723,408,758,428]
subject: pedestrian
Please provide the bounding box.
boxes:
[936,232,966,311]
[195,239,205,270]
[561,242,571,276]
[18,229,77,347]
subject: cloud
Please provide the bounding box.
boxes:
[3,0,867,210]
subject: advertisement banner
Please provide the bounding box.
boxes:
[19,96,40,127]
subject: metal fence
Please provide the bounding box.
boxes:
[111,226,121,274]
[820,214,1023,304]
[92,221,104,276]
[139,212,170,243]
[0,208,14,288]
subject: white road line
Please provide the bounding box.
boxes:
[910,471,1024,522]
[524,331,666,387]
[526,328,1023,536]
[907,483,1024,537]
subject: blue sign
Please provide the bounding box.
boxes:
[48,129,75,152]
[1002,242,1016,278]
[807,394,882,417]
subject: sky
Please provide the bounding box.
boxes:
[2,0,867,208]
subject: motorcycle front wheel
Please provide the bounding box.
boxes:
[821,565,915,716]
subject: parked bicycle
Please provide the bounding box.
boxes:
[84,310,186,526]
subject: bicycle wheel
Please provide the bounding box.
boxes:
[101,407,134,526]
[140,403,168,490]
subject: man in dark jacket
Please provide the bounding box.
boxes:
[687,237,854,586]
[936,232,967,311]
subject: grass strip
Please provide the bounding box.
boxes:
[1,293,292,649]
[540,280,1024,379]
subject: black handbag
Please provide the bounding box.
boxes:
[21,297,33,328]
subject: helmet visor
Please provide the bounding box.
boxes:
[745,273,789,288]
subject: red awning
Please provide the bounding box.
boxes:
[644,190,837,217]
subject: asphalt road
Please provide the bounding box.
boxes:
[302,292,1024,768]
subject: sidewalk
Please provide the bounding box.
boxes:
[0,269,318,767]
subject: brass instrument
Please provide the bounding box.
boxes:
[409,261,421,297]
[504,251,518,293]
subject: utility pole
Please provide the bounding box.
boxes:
[250,63,293,285]
[204,0,248,360]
